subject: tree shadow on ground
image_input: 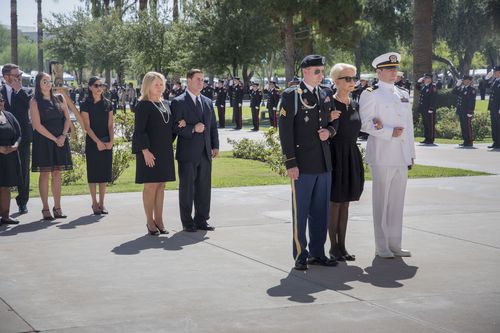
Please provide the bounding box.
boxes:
[267,258,418,303]
[111,230,209,255]
[0,219,60,236]
[57,214,105,229]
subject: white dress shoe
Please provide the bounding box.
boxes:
[376,250,395,258]
[391,249,412,257]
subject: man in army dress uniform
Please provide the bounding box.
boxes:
[485,66,500,149]
[267,81,280,128]
[453,75,476,147]
[231,77,244,130]
[279,55,338,270]
[415,73,437,145]
[249,82,263,131]
[359,52,415,258]
[214,80,227,128]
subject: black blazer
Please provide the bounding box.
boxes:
[171,92,219,162]
[1,85,33,143]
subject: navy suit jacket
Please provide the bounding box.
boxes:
[171,92,219,162]
[1,85,33,143]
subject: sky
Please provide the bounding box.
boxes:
[0,0,84,28]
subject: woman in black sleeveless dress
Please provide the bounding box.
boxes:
[0,97,22,225]
[80,77,114,215]
[132,72,183,235]
[30,72,73,220]
[327,63,365,261]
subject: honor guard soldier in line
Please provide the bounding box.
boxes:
[267,80,280,128]
[249,82,263,131]
[453,75,476,147]
[352,75,370,102]
[359,52,415,259]
[201,79,215,101]
[231,77,244,130]
[279,54,338,271]
[288,76,300,87]
[485,66,500,149]
[415,73,437,145]
[214,80,227,128]
[170,81,185,99]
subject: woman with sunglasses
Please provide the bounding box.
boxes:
[327,63,365,261]
[30,72,73,220]
[0,96,22,225]
[80,77,114,215]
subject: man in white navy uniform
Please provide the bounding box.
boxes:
[359,52,415,258]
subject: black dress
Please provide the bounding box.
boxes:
[80,98,113,183]
[32,98,73,172]
[0,111,21,187]
[330,98,364,202]
[132,100,176,183]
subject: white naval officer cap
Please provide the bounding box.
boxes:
[372,52,401,69]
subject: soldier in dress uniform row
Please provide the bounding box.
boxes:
[279,54,338,270]
[201,80,215,101]
[231,77,244,130]
[415,73,437,145]
[249,82,263,131]
[214,80,227,128]
[453,75,476,147]
[266,81,280,128]
[359,52,415,258]
[485,66,500,149]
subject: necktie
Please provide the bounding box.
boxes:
[195,97,203,119]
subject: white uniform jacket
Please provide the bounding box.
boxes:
[359,81,416,167]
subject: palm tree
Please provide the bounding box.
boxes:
[412,0,433,84]
[138,0,147,11]
[36,0,43,71]
[10,0,18,64]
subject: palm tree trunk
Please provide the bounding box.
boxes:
[173,0,179,21]
[37,0,44,72]
[10,0,18,64]
[283,13,295,83]
[139,0,147,11]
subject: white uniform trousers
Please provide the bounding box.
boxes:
[370,165,408,254]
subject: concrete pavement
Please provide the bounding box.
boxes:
[1,129,500,332]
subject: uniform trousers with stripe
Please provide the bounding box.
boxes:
[291,172,331,261]
[458,113,473,144]
[420,109,435,143]
[370,165,408,254]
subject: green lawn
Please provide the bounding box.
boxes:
[22,151,489,198]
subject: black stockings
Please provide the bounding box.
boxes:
[328,201,355,260]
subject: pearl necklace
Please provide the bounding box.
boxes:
[150,100,171,124]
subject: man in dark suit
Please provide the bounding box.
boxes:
[1,64,32,214]
[171,69,219,232]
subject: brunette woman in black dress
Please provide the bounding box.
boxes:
[0,96,22,225]
[132,72,184,235]
[30,72,73,220]
[327,63,365,261]
[80,77,114,215]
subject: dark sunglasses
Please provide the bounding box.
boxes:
[338,76,357,82]
[0,99,5,103]
[93,84,104,88]
[313,69,325,75]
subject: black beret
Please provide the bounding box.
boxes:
[423,73,433,78]
[494,66,500,71]
[300,55,325,68]
[462,75,473,80]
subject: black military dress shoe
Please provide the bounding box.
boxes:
[197,223,215,231]
[183,225,197,232]
[18,205,28,214]
[294,258,308,271]
[487,145,499,149]
[307,256,338,267]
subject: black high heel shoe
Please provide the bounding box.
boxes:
[42,209,55,221]
[99,205,108,215]
[154,222,169,235]
[52,207,67,219]
[146,224,159,236]
[92,204,102,215]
